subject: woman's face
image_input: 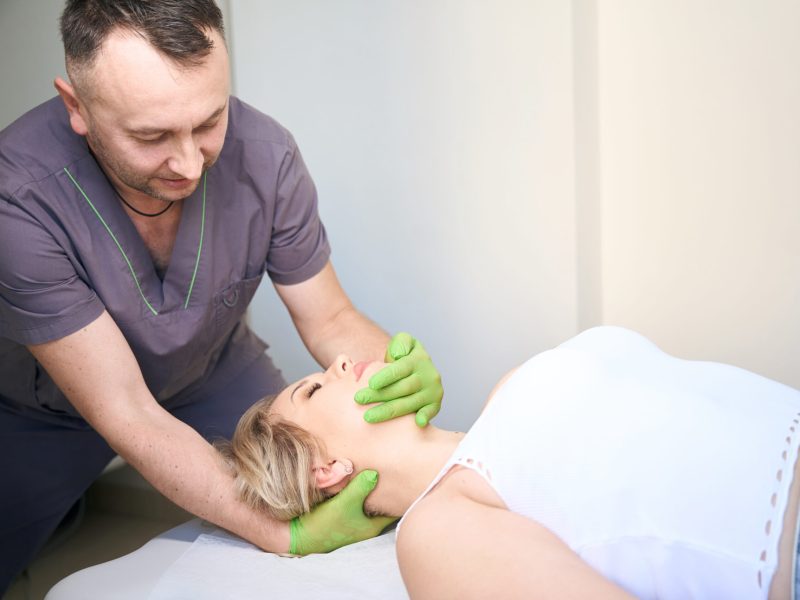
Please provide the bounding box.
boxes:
[270,355,387,451]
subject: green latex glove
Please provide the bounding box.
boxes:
[354,332,443,427]
[289,469,397,555]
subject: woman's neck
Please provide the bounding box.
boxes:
[359,424,465,518]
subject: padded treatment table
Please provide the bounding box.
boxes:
[46,520,212,600]
[46,519,407,599]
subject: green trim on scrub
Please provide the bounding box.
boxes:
[63,167,159,316]
[62,167,208,314]
[184,172,206,309]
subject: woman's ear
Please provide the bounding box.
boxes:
[313,458,354,494]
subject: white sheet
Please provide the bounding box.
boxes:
[148,527,408,600]
[46,520,209,600]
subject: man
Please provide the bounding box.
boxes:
[0,0,443,592]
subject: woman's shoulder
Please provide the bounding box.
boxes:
[396,468,495,564]
[481,366,520,412]
[398,464,507,551]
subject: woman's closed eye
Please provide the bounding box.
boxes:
[304,382,322,399]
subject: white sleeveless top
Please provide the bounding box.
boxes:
[399,327,800,599]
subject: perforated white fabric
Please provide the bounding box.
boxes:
[399,327,800,599]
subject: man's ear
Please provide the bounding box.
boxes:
[54,76,89,136]
[313,458,354,494]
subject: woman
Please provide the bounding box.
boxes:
[216,326,800,599]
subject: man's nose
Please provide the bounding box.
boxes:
[167,135,203,180]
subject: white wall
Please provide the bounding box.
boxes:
[0,0,67,129]
[3,1,797,432]
[597,0,800,388]
[231,1,581,431]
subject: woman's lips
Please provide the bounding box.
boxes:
[353,361,371,382]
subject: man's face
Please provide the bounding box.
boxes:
[76,28,230,201]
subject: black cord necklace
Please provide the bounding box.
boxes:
[113,187,174,217]
[88,147,173,217]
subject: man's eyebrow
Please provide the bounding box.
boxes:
[289,380,307,405]
[126,105,226,136]
[198,105,226,125]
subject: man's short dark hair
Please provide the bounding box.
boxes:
[60,0,225,74]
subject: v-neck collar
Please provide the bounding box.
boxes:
[63,157,208,315]
[159,173,207,311]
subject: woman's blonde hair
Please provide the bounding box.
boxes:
[215,395,329,520]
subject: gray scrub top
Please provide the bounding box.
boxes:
[0,96,330,422]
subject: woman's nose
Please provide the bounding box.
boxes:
[327,354,353,378]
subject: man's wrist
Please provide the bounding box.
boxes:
[257,513,292,554]
[280,518,292,554]
[225,501,292,554]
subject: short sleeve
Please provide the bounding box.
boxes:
[0,198,104,345]
[265,137,331,285]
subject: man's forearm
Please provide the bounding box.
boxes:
[301,305,390,367]
[111,403,290,553]
[275,262,390,368]
[28,311,290,553]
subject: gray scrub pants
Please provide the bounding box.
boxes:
[0,353,285,594]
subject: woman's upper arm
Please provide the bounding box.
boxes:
[482,366,519,412]
[396,490,634,600]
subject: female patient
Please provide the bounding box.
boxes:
[216,326,800,599]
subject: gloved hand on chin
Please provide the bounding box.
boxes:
[354,332,443,427]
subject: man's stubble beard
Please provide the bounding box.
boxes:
[86,129,215,202]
